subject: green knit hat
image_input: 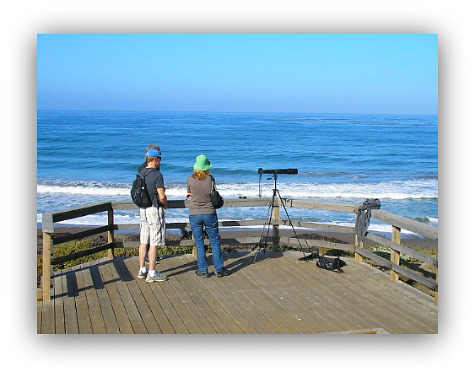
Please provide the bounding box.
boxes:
[194,154,212,171]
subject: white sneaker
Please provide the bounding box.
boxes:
[137,269,148,279]
[146,272,169,282]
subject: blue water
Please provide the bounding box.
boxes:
[37,110,438,233]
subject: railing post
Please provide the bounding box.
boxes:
[107,205,115,259]
[354,213,363,263]
[354,236,363,263]
[42,232,53,302]
[390,225,401,282]
[272,198,280,251]
[435,269,438,305]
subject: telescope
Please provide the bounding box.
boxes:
[257,168,298,198]
[258,168,298,175]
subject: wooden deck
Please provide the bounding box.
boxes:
[37,251,438,334]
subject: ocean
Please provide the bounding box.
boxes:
[37,110,438,235]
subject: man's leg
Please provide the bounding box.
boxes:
[139,208,150,270]
[139,243,148,268]
[147,245,158,272]
[147,206,165,273]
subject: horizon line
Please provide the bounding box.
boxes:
[37,108,438,116]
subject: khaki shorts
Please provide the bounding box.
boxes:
[140,206,166,246]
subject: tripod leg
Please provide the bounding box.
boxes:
[255,190,277,263]
[275,189,305,256]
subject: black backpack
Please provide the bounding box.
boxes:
[131,169,153,208]
[317,255,345,271]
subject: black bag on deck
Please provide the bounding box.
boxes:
[317,255,343,271]
[131,169,153,208]
[210,180,224,209]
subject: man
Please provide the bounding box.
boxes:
[138,144,160,172]
[137,148,169,282]
[139,145,162,264]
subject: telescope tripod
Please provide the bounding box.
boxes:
[254,173,304,263]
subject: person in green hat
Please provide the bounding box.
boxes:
[186,155,229,278]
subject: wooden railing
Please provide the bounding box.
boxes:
[41,198,438,304]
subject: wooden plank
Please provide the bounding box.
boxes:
[342,261,437,333]
[63,269,79,334]
[220,220,267,227]
[286,199,358,213]
[348,260,437,311]
[97,260,134,334]
[392,264,438,291]
[107,208,115,259]
[328,328,390,334]
[150,261,204,334]
[344,259,437,318]
[259,253,368,332]
[235,259,306,333]
[40,299,56,334]
[145,265,190,334]
[249,252,358,333]
[114,258,162,334]
[222,198,272,208]
[316,262,420,333]
[53,272,65,334]
[115,224,140,231]
[289,251,432,334]
[279,253,431,334]
[112,198,272,211]
[281,219,356,233]
[111,202,139,210]
[40,252,437,334]
[391,226,401,282]
[88,258,121,334]
[173,256,245,334]
[73,265,93,334]
[165,257,220,333]
[53,225,111,245]
[51,202,112,224]
[41,212,55,233]
[371,210,438,240]
[245,257,327,333]
[207,254,284,333]
[181,254,259,334]
[127,257,176,334]
[80,260,107,333]
[365,233,438,266]
[42,232,52,301]
[107,259,148,334]
[52,243,114,265]
[355,247,438,291]
[119,237,261,249]
[282,236,355,252]
[37,301,42,333]
[40,302,55,334]
[187,252,268,333]
[116,219,266,231]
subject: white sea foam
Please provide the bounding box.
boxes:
[37,178,438,232]
[37,178,438,200]
[37,184,130,196]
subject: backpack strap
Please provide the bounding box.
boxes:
[141,168,158,206]
[140,168,154,178]
[210,176,217,193]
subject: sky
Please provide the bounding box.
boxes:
[37,34,438,115]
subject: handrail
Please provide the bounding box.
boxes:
[41,198,438,304]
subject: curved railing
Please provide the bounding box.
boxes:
[40,198,438,303]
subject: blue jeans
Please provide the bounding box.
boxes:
[189,214,224,273]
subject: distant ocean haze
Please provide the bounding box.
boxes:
[37,110,438,233]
